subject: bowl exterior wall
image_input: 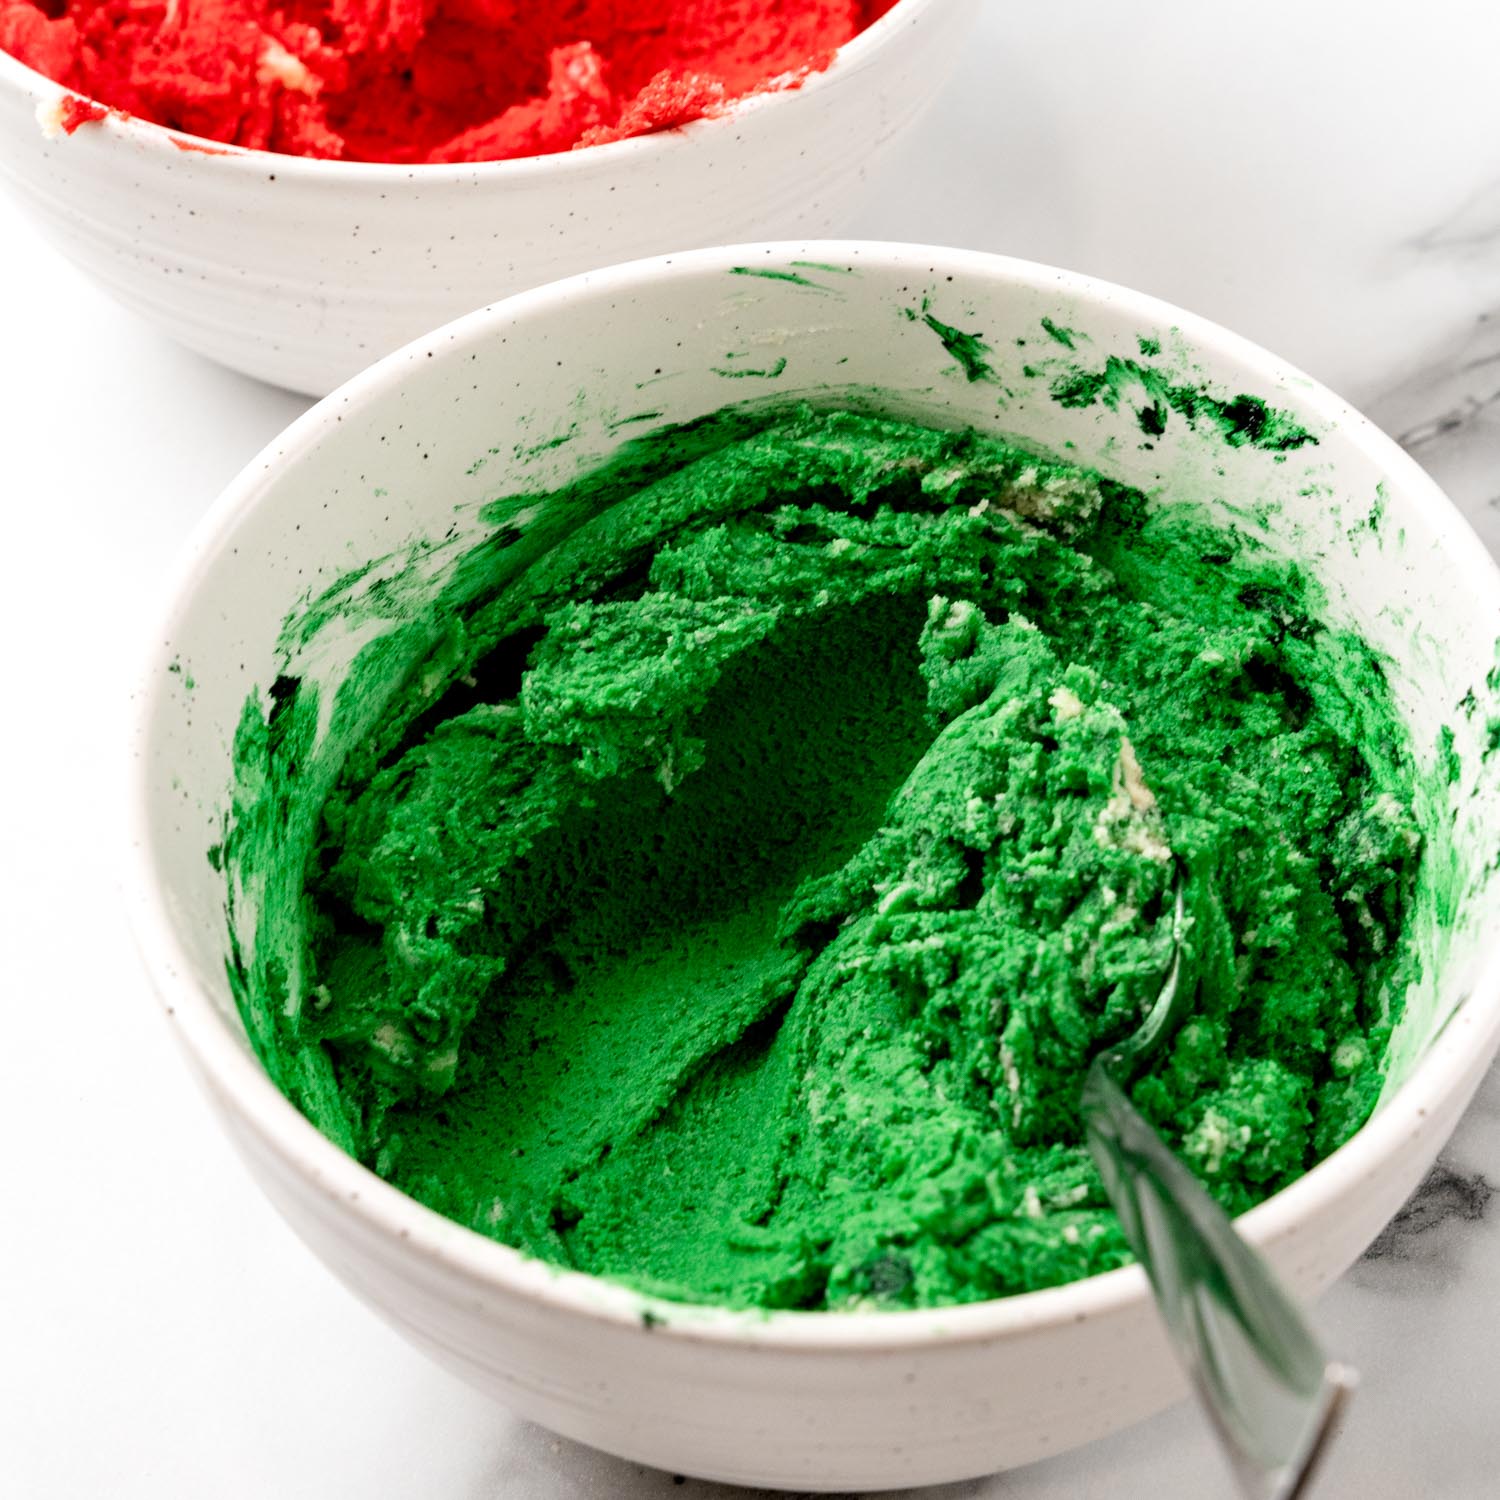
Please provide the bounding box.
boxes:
[182,1021,1487,1490]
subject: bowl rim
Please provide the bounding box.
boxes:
[0,0,939,179]
[125,238,1500,1353]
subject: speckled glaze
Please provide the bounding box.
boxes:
[127,243,1500,1491]
[0,0,975,397]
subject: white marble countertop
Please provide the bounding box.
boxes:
[4,2,1500,1494]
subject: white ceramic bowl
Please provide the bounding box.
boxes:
[128,241,1500,1491]
[0,0,974,397]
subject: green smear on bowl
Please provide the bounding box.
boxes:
[711,356,789,380]
[1047,355,1317,453]
[1040,316,1078,350]
[904,300,995,383]
[730,266,824,288]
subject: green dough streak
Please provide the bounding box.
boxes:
[228,405,1421,1311]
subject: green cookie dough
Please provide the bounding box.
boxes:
[227,405,1421,1310]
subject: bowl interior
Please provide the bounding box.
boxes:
[137,242,1500,1254]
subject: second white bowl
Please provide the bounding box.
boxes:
[0,0,975,395]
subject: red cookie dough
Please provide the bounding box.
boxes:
[0,0,897,162]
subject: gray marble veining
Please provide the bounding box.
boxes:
[1368,309,1500,553]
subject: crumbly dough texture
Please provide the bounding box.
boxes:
[231,406,1420,1310]
[1,0,890,161]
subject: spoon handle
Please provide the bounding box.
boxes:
[1083,1061,1355,1500]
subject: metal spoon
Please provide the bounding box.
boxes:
[1081,872,1356,1500]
